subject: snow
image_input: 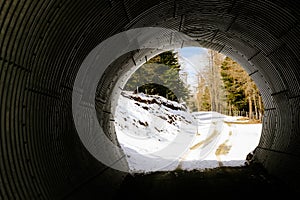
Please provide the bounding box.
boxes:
[114,91,262,173]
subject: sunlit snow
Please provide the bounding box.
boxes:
[114,91,262,173]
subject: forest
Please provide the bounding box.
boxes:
[125,49,264,122]
[190,50,264,121]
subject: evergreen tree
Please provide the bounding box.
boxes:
[125,51,190,102]
[221,57,248,112]
[201,86,211,111]
[220,56,263,119]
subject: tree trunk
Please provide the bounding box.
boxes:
[253,94,258,120]
[258,94,263,121]
[248,95,253,120]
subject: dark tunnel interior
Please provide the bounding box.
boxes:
[1,0,300,199]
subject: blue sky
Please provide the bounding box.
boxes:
[178,46,207,58]
[176,47,209,91]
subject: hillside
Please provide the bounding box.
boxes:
[114,91,262,173]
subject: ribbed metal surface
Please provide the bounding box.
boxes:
[214,31,260,61]
[267,45,300,97]
[287,97,300,153]
[247,69,276,109]
[270,93,292,152]
[258,109,278,149]
[1,0,300,199]
[281,25,300,61]
[250,53,287,94]
[254,147,300,188]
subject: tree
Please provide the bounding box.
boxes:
[220,57,248,113]
[207,50,226,113]
[220,56,264,120]
[201,86,212,111]
[195,50,226,112]
[125,51,190,102]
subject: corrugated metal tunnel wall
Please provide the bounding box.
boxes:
[1,0,300,199]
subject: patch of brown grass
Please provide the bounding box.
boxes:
[190,129,219,150]
[224,119,262,125]
[215,140,231,156]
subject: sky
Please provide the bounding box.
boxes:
[114,91,262,173]
[176,47,209,91]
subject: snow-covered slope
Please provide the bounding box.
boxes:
[114,91,262,173]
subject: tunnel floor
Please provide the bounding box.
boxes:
[113,163,296,199]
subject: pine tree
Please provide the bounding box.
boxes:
[125,51,190,102]
[220,56,264,119]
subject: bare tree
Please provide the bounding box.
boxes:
[207,50,226,113]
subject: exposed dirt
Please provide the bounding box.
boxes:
[189,129,219,150]
[114,163,296,199]
[224,119,262,125]
[215,140,231,156]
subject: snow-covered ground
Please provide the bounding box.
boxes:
[114,91,262,173]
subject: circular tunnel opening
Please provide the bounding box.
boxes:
[1,1,300,199]
[111,47,263,173]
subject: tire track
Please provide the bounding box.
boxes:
[176,120,223,170]
[215,123,234,167]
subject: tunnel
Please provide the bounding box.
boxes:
[1,0,300,199]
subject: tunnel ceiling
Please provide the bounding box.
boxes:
[1,0,300,199]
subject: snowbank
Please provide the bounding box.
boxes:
[114,91,262,173]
